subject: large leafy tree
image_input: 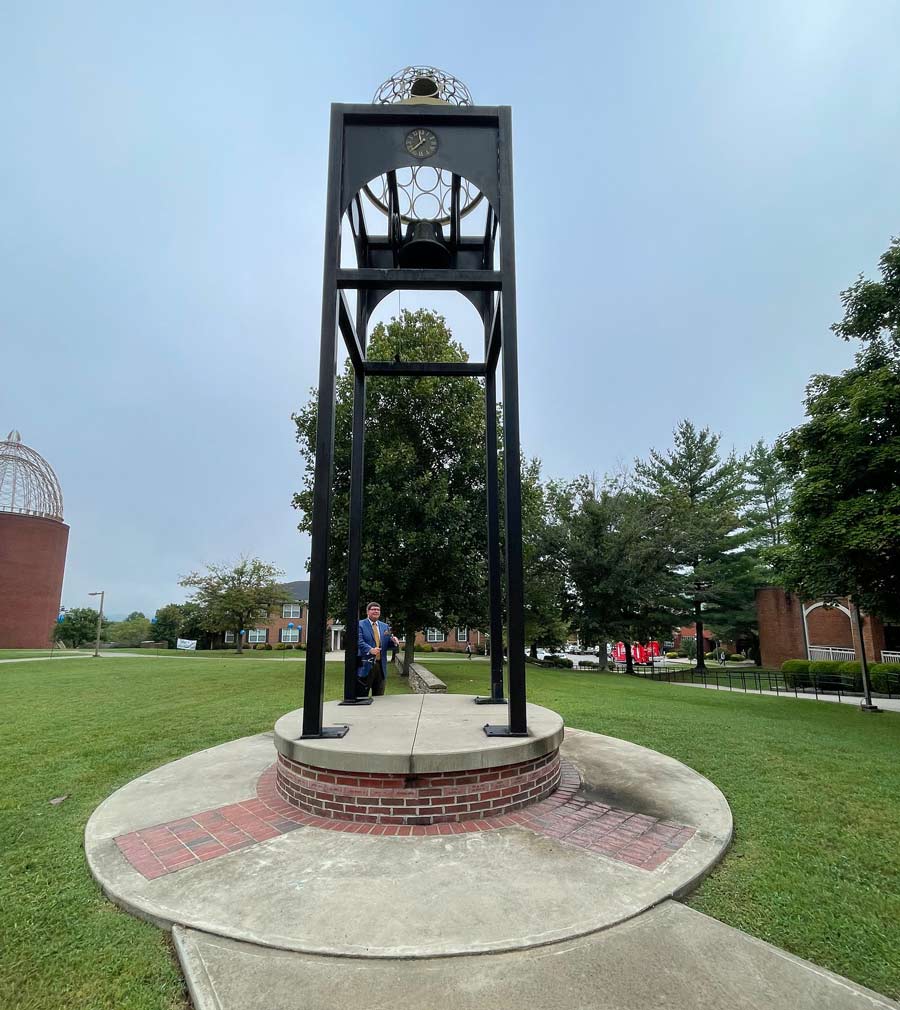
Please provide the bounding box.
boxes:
[52,607,106,649]
[634,420,751,671]
[292,309,488,671]
[776,238,900,622]
[520,459,571,656]
[105,613,152,647]
[153,602,209,648]
[566,479,682,672]
[776,344,900,621]
[179,558,291,653]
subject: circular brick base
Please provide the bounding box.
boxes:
[275,749,561,826]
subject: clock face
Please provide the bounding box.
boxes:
[405,128,438,159]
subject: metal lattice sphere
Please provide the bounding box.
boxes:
[365,67,483,226]
[372,66,473,106]
[0,430,64,521]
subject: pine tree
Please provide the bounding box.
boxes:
[634,420,749,671]
[566,478,682,669]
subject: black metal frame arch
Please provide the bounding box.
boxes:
[301,101,527,739]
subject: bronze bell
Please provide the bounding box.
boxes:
[398,219,450,269]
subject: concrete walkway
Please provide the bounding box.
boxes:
[83,701,900,1009]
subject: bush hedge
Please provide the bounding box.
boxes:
[869,663,899,693]
[274,642,289,651]
[666,651,679,659]
[727,654,745,662]
[781,659,810,687]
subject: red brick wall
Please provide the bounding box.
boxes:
[756,587,806,668]
[0,514,69,648]
[806,605,854,648]
[275,750,561,826]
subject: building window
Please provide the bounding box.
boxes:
[255,608,269,620]
[248,628,267,644]
[283,604,303,619]
[426,628,445,643]
[456,626,468,642]
[224,631,235,643]
[281,627,300,643]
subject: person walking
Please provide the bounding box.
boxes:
[465,642,472,660]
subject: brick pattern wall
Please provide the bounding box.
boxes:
[0,514,69,649]
[756,587,806,668]
[806,605,854,648]
[275,750,561,826]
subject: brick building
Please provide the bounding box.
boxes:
[0,431,69,649]
[225,579,486,653]
[755,586,900,669]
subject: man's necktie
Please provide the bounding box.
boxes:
[372,621,381,647]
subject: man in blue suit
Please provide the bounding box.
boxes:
[357,601,399,699]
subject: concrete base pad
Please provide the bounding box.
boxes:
[174,901,899,1010]
[84,712,900,1008]
[85,725,731,957]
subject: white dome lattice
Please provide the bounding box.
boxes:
[0,430,64,521]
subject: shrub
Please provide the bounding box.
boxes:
[253,643,266,651]
[808,660,846,678]
[809,659,861,691]
[666,651,679,659]
[579,661,599,670]
[541,655,574,669]
[420,644,432,653]
[264,643,273,651]
[782,659,810,688]
[869,663,899,693]
[727,654,744,662]
[274,642,289,651]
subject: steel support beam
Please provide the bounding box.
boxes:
[337,268,502,291]
[338,291,364,374]
[302,106,349,739]
[364,361,486,377]
[486,106,527,737]
[478,306,506,706]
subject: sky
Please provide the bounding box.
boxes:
[2,1,899,618]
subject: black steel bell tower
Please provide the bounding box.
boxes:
[301,67,528,739]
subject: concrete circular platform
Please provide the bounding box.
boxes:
[85,698,732,958]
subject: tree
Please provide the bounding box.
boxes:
[776,238,900,622]
[634,420,751,671]
[743,440,791,551]
[292,309,489,673]
[566,478,682,672]
[53,607,105,649]
[105,614,152,647]
[179,558,292,654]
[520,459,571,657]
[152,602,208,648]
[830,236,900,350]
[776,341,900,621]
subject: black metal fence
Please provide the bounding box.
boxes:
[601,663,900,701]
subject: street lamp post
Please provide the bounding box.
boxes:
[88,591,105,658]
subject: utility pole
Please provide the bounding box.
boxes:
[88,591,105,658]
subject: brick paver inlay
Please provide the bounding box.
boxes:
[113,760,694,880]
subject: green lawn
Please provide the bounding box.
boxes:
[1,657,898,1008]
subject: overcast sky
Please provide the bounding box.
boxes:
[2,1,899,618]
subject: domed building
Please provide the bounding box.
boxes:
[0,431,69,648]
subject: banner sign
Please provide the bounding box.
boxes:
[176,638,197,651]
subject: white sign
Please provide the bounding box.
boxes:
[176,638,197,651]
